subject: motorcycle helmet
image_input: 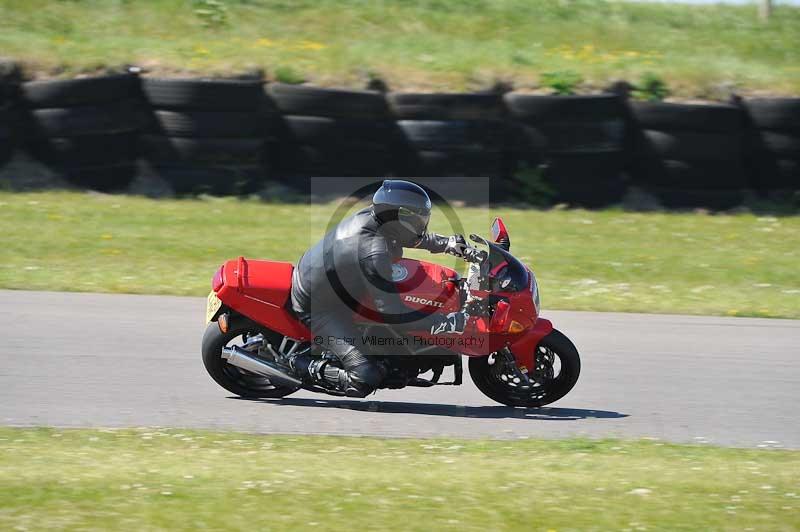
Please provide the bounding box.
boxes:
[372,180,432,246]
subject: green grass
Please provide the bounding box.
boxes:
[0,427,797,531]
[1,191,799,318]
[0,0,799,96]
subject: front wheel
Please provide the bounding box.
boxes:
[202,321,300,399]
[469,329,581,407]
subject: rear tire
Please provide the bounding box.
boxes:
[201,321,299,399]
[469,329,580,407]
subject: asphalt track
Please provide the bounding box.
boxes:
[1,290,798,448]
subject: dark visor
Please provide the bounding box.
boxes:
[397,206,430,234]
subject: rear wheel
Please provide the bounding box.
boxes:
[201,321,300,398]
[469,329,580,407]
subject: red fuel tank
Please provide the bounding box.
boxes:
[391,258,461,314]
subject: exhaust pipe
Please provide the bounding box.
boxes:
[221,346,302,387]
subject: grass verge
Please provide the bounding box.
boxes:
[1,191,800,318]
[0,427,797,530]
[0,0,799,96]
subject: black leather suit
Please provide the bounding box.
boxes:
[290,207,450,396]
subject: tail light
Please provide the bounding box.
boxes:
[212,266,224,292]
[217,312,229,333]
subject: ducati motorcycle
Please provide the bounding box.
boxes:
[202,217,580,407]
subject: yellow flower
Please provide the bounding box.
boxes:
[296,40,326,51]
[255,38,274,47]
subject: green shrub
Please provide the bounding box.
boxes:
[633,72,670,101]
[193,0,229,29]
[512,163,556,206]
[273,65,305,84]
[540,70,582,95]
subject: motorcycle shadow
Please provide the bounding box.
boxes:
[235,397,627,421]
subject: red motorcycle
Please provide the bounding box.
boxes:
[202,217,580,407]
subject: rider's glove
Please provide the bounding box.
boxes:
[444,234,468,258]
[430,311,468,335]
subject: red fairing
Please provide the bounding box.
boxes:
[408,267,540,357]
[216,257,310,340]
[507,318,553,372]
[212,266,224,292]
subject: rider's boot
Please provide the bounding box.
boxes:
[288,353,326,383]
[288,352,349,393]
[289,350,386,398]
[318,364,384,398]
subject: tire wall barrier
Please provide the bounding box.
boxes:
[627,101,748,209]
[18,74,142,190]
[0,61,22,168]
[267,83,398,188]
[388,92,514,198]
[0,68,798,206]
[505,93,627,207]
[0,96,13,167]
[141,77,269,194]
[739,98,800,196]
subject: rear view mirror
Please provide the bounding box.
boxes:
[491,217,510,250]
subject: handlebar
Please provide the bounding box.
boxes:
[462,245,487,264]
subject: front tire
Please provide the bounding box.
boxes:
[469,329,581,407]
[202,321,299,399]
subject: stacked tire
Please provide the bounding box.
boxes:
[629,101,746,209]
[505,93,627,207]
[267,83,398,185]
[19,74,142,190]
[140,77,269,195]
[740,98,800,195]
[0,60,21,169]
[389,92,512,191]
[0,82,13,169]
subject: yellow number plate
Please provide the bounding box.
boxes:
[206,291,223,323]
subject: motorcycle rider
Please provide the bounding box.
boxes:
[289,180,470,397]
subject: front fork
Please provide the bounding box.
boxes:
[489,347,533,386]
[507,317,553,373]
